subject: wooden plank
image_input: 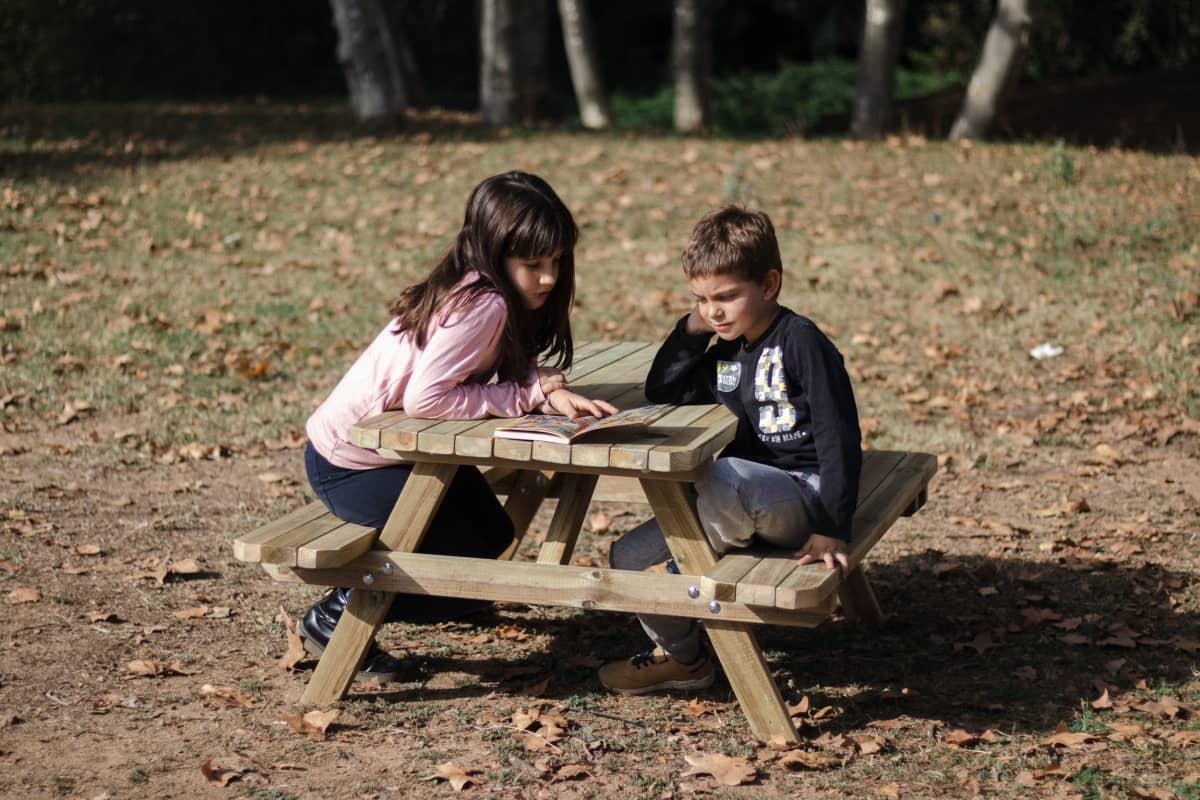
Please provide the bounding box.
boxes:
[590,475,647,504]
[259,515,350,567]
[232,502,330,563]
[292,551,834,628]
[378,461,459,552]
[647,405,739,473]
[700,553,761,602]
[348,411,407,449]
[379,415,444,451]
[376,446,707,481]
[736,557,802,607]
[609,404,717,471]
[296,521,379,569]
[640,478,800,745]
[774,452,935,609]
[301,587,394,704]
[537,473,598,565]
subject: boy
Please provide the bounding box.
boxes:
[598,205,862,694]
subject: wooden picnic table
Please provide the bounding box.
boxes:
[233,341,936,744]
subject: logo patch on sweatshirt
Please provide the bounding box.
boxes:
[716,361,741,392]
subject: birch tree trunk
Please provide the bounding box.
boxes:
[672,0,711,133]
[480,0,546,125]
[949,0,1035,141]
[851,0,906,138]
[558,0,611,129]
[329,0,408,122]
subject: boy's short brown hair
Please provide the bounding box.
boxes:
[681,205,782,283]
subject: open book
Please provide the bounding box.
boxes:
[493,404,665,444]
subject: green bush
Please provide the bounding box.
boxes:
[611,59,963,135]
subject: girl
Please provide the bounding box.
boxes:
[300,171,616,682]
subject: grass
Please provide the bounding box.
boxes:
[1,103,1198,798]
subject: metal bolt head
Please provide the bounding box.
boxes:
[380,562,394,575]
[687,585,700,599]
[707,600,721,614]
[362,572,375,585]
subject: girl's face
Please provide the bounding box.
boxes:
[504,250,563,310]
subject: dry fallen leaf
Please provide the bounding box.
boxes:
[8,587,40,604]
[551,764,591,782]
[428,761,480,791]
[126,659,194,677]
[75,543,102,556]
[200,754,264,787]
[1046,723,1099,748]
[682,752,758,785]
[682,697,718,717]
[173,605,209,620]
[778,748,842,770]
[278,617,307,671]
[281,709,339,741]
[200,684,256,708]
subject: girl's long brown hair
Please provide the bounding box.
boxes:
[388,172,576,382]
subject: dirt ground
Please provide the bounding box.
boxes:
[1,414,1197,799]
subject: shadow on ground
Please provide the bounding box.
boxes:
[352,550,1196,737]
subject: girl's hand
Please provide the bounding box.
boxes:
[547,389,618,420]
[794,534,849,572]
[537,367,568,396]
[685,302,713,335]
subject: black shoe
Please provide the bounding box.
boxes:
[298,588,403,683]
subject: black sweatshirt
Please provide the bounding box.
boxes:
[645,308,863,540]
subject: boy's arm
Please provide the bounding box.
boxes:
[788,325,863,540]
[644,314,723,405]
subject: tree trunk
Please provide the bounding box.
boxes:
[329,0,408,123]
[851,0,906,138]
[558,0,611,129]
[480,0,546,125]
[949,0,1035,141]
[672,0,711,133]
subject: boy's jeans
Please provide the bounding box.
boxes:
[610,457,823,664]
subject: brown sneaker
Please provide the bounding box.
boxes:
[598,647,715,695]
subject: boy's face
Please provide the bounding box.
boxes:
[689,270,781,343]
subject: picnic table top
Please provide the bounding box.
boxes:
[349,340,738,478]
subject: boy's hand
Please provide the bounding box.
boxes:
[547,389,619,420]
[537,367,568,395]
[685,302,713,335]
[794,534,849,572]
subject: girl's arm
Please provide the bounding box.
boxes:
[402,294,547,419]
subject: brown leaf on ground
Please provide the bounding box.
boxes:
[682,752,758,785]
[1046,723,1100,747]
[1167,729,1200,748]
[1107,721,1146,741]
[1091,689,1114,709]
[126,659,194,677]
[281,709,338,741]
[75,543,102,555]
[278,618,307,671]
[1137,696,1182,719]
[511,708,539,731]
[199,684,256,708]
[167,558,202,576]
[876,782,902,798]
[173,605,209,620]
[682,697,717,717]
[428,761,480,791]
[1127,786,1176,800]
[942,728,997,747]
[551,764,591,782]
[495,624,528,640]
[200,757,248,787]
[778,748,842,770]
[848,733,886,755]
[8,587,40,603]
[786,695,810,717]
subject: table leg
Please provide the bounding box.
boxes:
[499,470,553,561]
[837,566,884,625]
[640,478,799,745]
[537,473,598,565]
[301,461,457,704]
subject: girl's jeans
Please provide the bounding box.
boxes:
[609,457,823,664]
[304,443,513,623]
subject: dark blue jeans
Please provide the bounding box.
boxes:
[304,443,513,623]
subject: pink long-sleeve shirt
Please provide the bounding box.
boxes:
[306,286,547,469]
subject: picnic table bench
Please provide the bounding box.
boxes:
[233,341,936,743]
